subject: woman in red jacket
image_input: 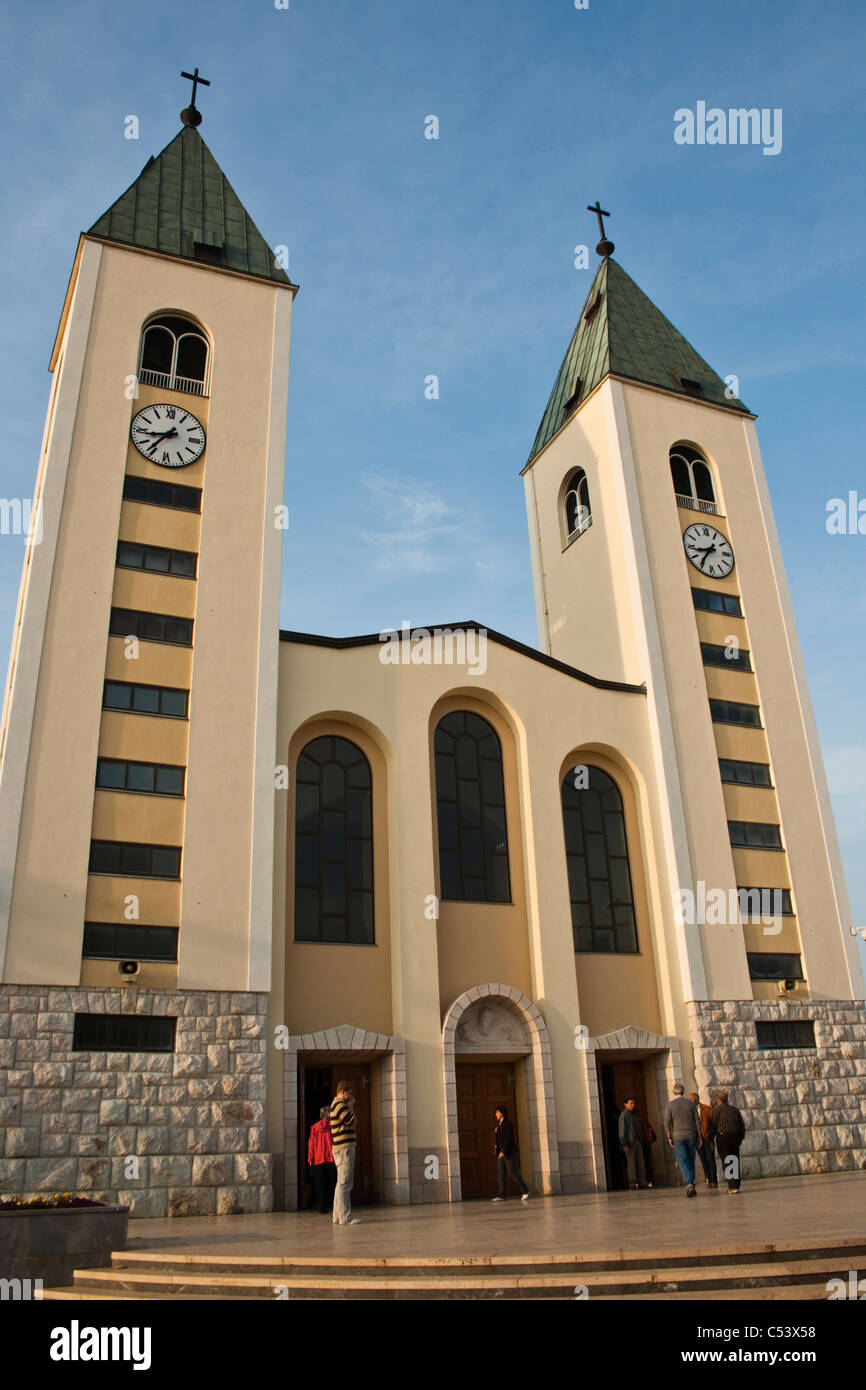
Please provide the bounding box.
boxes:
[307,1107,337,1214]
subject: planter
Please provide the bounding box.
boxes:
[0,1205,129,1288]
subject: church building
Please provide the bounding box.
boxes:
[0,98,863,1217]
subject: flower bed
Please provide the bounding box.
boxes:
[0,1195,129,1287]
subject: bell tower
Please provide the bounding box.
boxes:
[522,213,862,1100]
[0,84,295,1213]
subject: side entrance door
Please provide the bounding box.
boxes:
[298,1062,375,1207]
[456,1062,520,1199]
[599,1058,650,1190]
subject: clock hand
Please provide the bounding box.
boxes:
[700,546,716,569]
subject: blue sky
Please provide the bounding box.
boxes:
[1,0,864,958]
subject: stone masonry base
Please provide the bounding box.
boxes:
[0,985,273,1217]
[689,998,866,1179]
[557,1139,594,1194]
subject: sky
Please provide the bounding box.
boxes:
[0,0,864,963]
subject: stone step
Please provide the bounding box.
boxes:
[42,1280,835,1303]
[112,1235,866,1278]
[62,1254,855,1300]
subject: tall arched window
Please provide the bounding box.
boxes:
[434,711,510,902]
[563,468,592,543]
[138,314,210,396]
[561,765,637,952]
[294,736,373,943]
[670,444,718,515]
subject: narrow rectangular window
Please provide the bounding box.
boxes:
[746,953,803,981]
[755,1020,815,1049]
[728,821,784,850]
[72,1013,177,1052]
[692,587,742,617]
[719,759,773,787]
[738,887,793,915]
[116,540,198,578]
[700,642,752,671]
[710,699,762,727]
[123,474,201,513]
[109,608,193,646]
[88,840,181,879]
[102,681,189,718]
[96,758,185,796]
[82,922,179,962]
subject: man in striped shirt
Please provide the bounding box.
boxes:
[329,1080,361,1225]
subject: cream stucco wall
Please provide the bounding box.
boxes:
[0,238,292,990]
[523,372,861,1008]
[268,629,690,1163]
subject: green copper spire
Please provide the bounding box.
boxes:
[526,258,749,467]
[87,125,292,287]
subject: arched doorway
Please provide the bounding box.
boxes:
[442,985,560,1201]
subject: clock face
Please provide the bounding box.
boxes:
[683,522,735,578]
[130,404,206,468]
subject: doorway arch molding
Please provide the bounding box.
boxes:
[442,984,561,1201]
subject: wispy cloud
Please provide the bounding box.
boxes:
[359,474,500,577]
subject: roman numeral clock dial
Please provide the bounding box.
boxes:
[130,404,206,468]
[683,522,735,578]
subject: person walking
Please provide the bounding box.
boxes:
[618,1097,648,1189]
[491,1106,531,1202]
[307,1106,337,1214]
[329,1079,361,1225]
[664,1082,703,1197]
[708,1091,747,1194]
[689,1091,718,1188]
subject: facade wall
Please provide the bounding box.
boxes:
[690,999,866,1177]
[0,985,272,1216]
[0,241,292,993]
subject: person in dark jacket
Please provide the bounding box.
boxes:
[707,1091,746,1193]
[618,1097,648,1189]
[491,1106,530,1201]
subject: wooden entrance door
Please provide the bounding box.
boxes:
[299,1062,375,1207]
[599,1059,650,1191]
[456,1062,519,1199]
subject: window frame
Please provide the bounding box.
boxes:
[293,735,375,945]
[746,952,803,982]
[138,314,211,395]
[96,758,185,797]
[728,820,784,851]
[719,758,773,788]
[102,680,189,719]
[72,1013,177,1052]
[710,698,763,728]
[122,473,202,514]
[561,764,639,954]
[88,840,182,880]
[116,539,198,579]
[755,1020,815,1050]
[82,922,179,962]
[434,710,512,905]
[562,468,593,547]
[692,587,742,617]
[670,444,721,515]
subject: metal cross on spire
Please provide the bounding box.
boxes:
[587,201,615,258]
[180,67,211,128]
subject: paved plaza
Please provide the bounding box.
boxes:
[124,1171,865,1265]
